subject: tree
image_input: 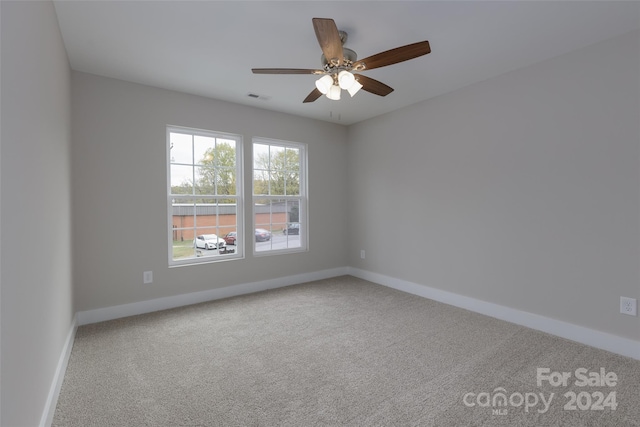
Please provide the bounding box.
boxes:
[197,143,236,200]
[171,142,237,204]
[253,146,300,196]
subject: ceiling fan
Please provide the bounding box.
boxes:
[252,18,431,103]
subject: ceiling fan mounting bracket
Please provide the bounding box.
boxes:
[338,30,348,45]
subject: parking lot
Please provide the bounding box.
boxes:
[194,233,300,258]
[255,233,301,251]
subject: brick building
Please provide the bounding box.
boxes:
[171,203,289,241]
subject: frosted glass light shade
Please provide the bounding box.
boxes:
[315,75,333,94]
[347,80,363,97]
[326,84,341,100]
[338,71,356,90]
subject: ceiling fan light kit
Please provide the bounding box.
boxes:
[327,84,341,100]
[347,79,363,97]
[337,70,355,89]
[252,18,431,103]
[315,70,360,99]
[315,74,334,94]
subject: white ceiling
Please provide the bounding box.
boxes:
[53,1,640,125]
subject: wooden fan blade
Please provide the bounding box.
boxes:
[252,68,324,75]
[353,41,431,71]
[354,74,394,96]
[312,18,344,66]
[303,88,323,103]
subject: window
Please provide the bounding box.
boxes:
[253,138,307,254]
[167,126,242,265]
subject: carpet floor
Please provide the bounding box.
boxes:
[53,276,640,426]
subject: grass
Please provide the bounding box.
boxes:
[172,240,196,259]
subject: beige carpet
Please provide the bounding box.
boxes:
[54,276,640,426]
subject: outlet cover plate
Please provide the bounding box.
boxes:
[143,271,153,284]
[620,296,637,316]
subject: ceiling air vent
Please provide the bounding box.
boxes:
[247,93,270,101]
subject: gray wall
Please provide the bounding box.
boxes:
[0,1,74,426]
[71,72,348,311]
[348,29,640,341]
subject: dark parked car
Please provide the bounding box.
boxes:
[255,228,272,242]
[223,232,237,245]
[283,223,300,235]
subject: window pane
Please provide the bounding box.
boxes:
[193,135,216,165]
[171,199,196,261]
[253,170,269,196]
[270,145,284,168]
[285,147,300,195]
[254,199,272,229]
[285,147,299,169]
[170,132,193,164]
[194,166,214,195]
[253,143,269,169]
[193,167,237,197]
[171,202,239,261]
[286,200,300,223]
[219,226,237,247]
[283,199,301,248]
[271,146,286,195]
[269,171,282,195]
[254,199,301,252]
[215,140,236,168]
[171,236,197,261]
[217,168,237,197]
[193,227,224,259]
[170,164,193,194]
[285,170,300,196]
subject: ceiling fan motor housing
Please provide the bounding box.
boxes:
[321,47,358,69]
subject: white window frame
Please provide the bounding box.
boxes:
[252,137,308,256]
[167,125,243,267]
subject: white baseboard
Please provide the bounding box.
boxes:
[348,267,640,361]
[40,315,78,427]
[42,266,638,426]
[349,267,640,360]
[75,265,640,360]
[76,266,349,326]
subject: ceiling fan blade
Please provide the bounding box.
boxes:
[252,68,324,75]
[353,41,431,71]
[303,88,323,103]
[354,74,394,97]
[312,18,344,66]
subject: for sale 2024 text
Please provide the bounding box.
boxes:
[537,367,618,411]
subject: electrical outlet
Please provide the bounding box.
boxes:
[143,271,153,284]
[360,250,365,259]
[620,297,637,316]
